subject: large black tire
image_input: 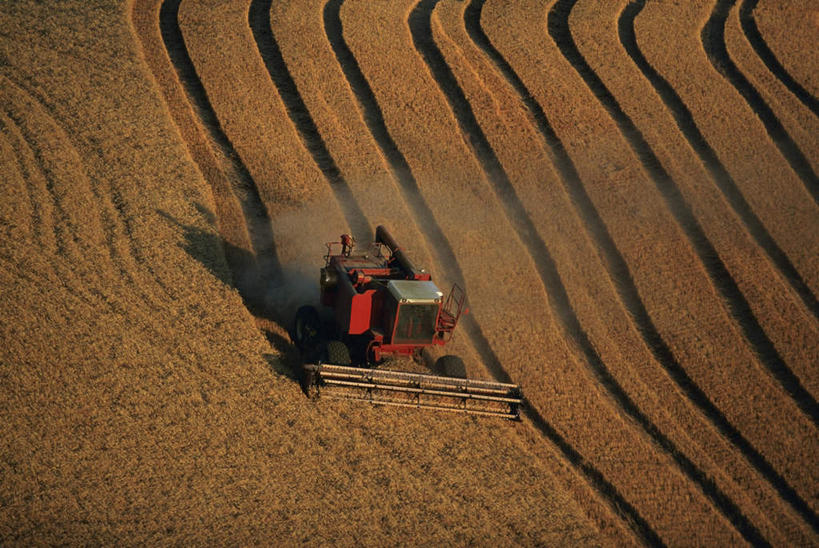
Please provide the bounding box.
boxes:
[435,355,467,378]
[292,305,322,352]
[324,340,352,366]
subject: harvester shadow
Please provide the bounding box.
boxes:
[157,208,304,382]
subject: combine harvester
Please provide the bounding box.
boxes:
[292,226,522,419]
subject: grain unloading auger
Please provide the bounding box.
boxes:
[291,226,522,420]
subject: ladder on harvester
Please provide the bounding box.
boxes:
[302,363,522,420]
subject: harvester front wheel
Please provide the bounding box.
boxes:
[324,340,351,366]
[435,355,467,378]
[293,305,322,352]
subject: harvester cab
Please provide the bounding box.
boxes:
[292,225,522,419]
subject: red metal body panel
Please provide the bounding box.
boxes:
[319,227,465,364]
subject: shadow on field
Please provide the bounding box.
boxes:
[157,207,306,382]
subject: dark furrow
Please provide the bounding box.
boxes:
[159,0,281,300]
[322,2,656,543]
[622,2,818,321]
[470,0,819,535]
[248,0,371,244]
[702,0,818,204]
[550,0,819,431]
[740,0,819,117]
[413,0,767,544]
[616,0,819,533]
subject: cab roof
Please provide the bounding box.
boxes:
[387,280,443,304]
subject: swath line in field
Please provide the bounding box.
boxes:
[739,0,818,118]
[468,0,819,535]
[248,0,371,245]
[549,0,819,432]
[321,2,651,543]
[702,0,818,205]
[2,69,175,307]
[620,2,818,318]
[412,0,770,544]
[616,0,819,533]
[159,0,281,301]
[0,108,56,255]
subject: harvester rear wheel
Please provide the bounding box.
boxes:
[324,340,351,366]
[435,355,467,378]
[293,305,322,352]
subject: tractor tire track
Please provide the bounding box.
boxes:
[324,1,656,543]
[616,0,819,532]
[702,0,818,205]
[620,0,817,321]
[469,0,818,536]
[415,0,764,544]
[739,0,818,118]
[0,84,161,314]
[159,0,281,303]
[549,0,819,430]
[248,0,371,245]
[2,69,176,307]
[0,107,56,256]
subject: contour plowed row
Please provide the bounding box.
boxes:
[249,0,371,244]
[753,2,819,100]
[639,2,819,302]
[614,0,819,535]
[703,0,818,204]
[128,2,603,544]
[318,3,651,541]
[484,0,819,536]
[739,0,819,116]
[621,0,818,321]
[118,0,819,543]
[159,0,282,310]
[726,1,819,177]
[426,0,774,543]
[460,0,816,543]
[340,0,750,543]
[551,0,819,428]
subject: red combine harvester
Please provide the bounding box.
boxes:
[292,226,522,419]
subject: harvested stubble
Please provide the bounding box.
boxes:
[1,0,601,544]
[2,0,818,545]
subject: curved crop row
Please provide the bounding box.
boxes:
[127,2,605,544]
[156,0,286,324]
[249,0,371,244]
[703,0,818,204]
[621,0,817,321]
[416,0,759,543]
[465,0,816,543]
[739,0,818,116]
[550,0,818,428]
[483,0,819,538]
[725,1,819,177]
[616,0,819,534]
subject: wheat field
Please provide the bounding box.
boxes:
[1,0,817,545]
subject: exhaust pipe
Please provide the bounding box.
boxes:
[376,225,423,278]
